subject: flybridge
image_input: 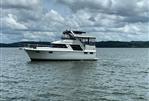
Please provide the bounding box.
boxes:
[61,30,96,46]
[62,30,96,39]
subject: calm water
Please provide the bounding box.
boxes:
[0,48,149,101]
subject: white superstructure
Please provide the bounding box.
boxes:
[24,30,97,61]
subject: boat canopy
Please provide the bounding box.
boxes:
[63,30,86,35]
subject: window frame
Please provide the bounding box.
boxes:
[70,45,83,51]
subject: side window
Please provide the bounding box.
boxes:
[70,45,83,51]
[52,44,67,48]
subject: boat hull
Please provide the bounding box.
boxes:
[25,50,97,61]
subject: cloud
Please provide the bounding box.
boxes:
[41,9,66,31]
[0,33,10,43]
[22,31,60,42]
[0,0,148,43]
[55,0,149,41]
[56,0,148,16]
[1,14,28,30]
[0,0,40,10]
[56,0,112,13]
[45,10,64,22]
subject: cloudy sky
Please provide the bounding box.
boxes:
[0,0,149,43]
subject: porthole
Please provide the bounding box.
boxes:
[84,52,88,54]
[49,51,53,53]
[90,52,93,54]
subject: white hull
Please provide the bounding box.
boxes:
[25,49,97,61]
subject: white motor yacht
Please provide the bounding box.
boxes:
[24,30,97,61]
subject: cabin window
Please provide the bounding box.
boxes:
[79,38,95,45]
[49,51,53,53]
[84,52,88,54]
[62,33,75,40]
[89,38,95,45]
[90,52,93,54]
[52,44,67,48]
[70,45,83,51]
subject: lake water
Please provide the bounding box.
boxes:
[0,48,149,101]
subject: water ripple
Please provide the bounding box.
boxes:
[0,48,149,101]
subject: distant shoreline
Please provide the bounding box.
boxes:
[0,41,149,48]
